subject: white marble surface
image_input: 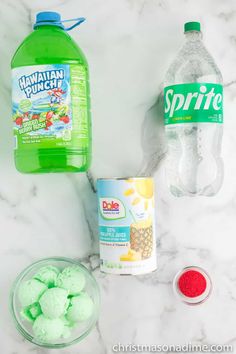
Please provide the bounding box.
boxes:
[1,0,236,353]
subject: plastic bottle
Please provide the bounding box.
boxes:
[164,22,223,197]
[11,12,91,173]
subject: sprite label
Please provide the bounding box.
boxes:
[164,83,223,125]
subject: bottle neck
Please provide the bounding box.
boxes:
[185,31,202,41]
[34,24,64,31]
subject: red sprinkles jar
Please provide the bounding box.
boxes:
[173,266,212,305]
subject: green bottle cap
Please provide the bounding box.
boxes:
[184,21,201,33]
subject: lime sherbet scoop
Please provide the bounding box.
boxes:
[34,265,59,287]
[33,315,65,342]
[39,287,69,319]
[18,279,47,307]
[67,292,94,322]
[55,266,85,295]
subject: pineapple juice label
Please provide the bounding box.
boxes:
[97,177,157,275]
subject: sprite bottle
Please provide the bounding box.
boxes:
[164,22,223,197]
[11,12,91,173]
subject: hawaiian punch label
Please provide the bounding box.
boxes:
[12,64,89,149]
[164,83,223,125]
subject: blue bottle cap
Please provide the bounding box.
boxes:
[34,11,64,29]
[34,12,86,31]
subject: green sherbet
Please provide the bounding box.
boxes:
[18,279,47,307]
[33,315,64,342]
[20,302,42,322]
[39,288,69,319]
[66,292,94,322]
[29,302,42,319]
[61,316,74,328]
[34,265,59,287]
[55,266,85,295]
[62,326,71,339]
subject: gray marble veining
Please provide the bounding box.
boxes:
[1,0,236,353]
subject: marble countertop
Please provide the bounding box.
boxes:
[2,0,236,353]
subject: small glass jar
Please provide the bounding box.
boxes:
[173,266,212,305]
[10,257,100,348]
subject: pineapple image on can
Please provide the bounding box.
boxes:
[130,218,153,260]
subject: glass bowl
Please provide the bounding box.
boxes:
[10,257,100,348]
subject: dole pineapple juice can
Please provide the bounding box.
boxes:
[97,177,157,275]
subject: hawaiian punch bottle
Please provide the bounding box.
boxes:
[164,22,223,196]
[11,12,91,173]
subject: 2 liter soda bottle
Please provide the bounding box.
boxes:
[164,22,223,197]
[11,12,91,173]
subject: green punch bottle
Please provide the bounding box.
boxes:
[11,12,91,173]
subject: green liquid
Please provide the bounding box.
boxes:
[11,25,91,173]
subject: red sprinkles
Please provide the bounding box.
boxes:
[178,270,207,298]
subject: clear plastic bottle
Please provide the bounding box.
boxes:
[164,22,223,197]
